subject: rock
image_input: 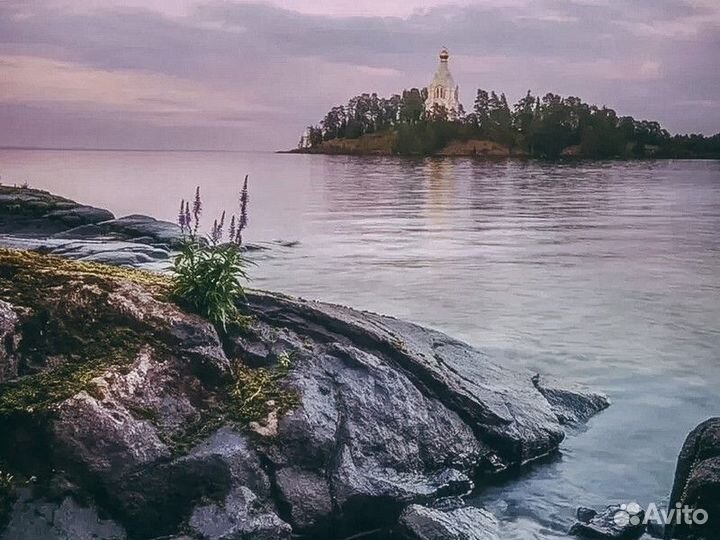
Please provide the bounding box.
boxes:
[92,215,183,248]
[53,215,182,248]
[569,503,645,539]
[0,187,179,269]
[0,186,114,236]
[105,282,231,381]
[532,374,611,424]
[0,236,171,270]
[274,467,333,531]
[46,206,114,226]
[578,506,598,523]
[399,502,500,540]
[189,486,291,540]
[237,290,609,535]
[1,489,126,540]
[0,249,610,540]
[42,239,170,266]
[247,290,610,468]
[53,387,172,479]
[187,428,271,498]
[85,349,202,438]
[0,300,21,383]
[665,417,720,540]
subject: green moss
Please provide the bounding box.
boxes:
[167,359,298,455]
[227,360,298,424]
[0,249,169,415]
[0,248,300,457]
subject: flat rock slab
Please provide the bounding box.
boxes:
[0,236,171,270]
[56,215,183,248]
[400,502,500,540]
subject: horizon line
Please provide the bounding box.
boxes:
[0,145,275,154]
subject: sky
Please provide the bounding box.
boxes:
[0,0,718,150]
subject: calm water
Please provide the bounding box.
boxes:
[1,150,719,538]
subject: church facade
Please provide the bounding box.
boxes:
[425,47,460,119]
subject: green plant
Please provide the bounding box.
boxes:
[171,241,249,329]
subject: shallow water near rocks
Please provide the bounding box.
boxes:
[1,150,719,538]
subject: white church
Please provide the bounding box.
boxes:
[424,47,461,119]
[298,48,462,148]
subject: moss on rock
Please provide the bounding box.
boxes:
[0,249,299,461]
[0,249,170,415]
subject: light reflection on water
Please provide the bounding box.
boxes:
[1,150,719,538]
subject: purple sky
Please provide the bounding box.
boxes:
[1,0,719,150]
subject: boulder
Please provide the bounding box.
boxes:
[569,503,645,540]
[0,187,180,269]
[63,215,184,248]
[189,486,291,540]
[665,418,720,540]
[399,501,500,540]
[238,290,609,535]
[0,187,114,236]
[1,490,126,540]
[532,374,611,424]
[45,206,114,227]
[0,250,611,540]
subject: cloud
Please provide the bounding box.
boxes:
[0,0,718,149]
[0,54,273,124]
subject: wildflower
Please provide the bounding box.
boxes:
[192,186,202,237]
[178,199,187,233]
[237,175,249,245]
[185,201,192,237]
[229,215,236,242]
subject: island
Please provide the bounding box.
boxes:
[288,49,720,160]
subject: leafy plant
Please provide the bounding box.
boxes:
[172,180,254,328]
[171,242,249,329]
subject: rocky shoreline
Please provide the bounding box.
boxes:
[0,186,716,540]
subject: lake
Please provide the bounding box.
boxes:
[1,149,719,538]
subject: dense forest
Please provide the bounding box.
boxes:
[301,88,720,159]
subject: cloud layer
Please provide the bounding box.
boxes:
[1,0,718,149]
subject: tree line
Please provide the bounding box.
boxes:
[302,89,720,159]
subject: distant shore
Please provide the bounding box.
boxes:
[282,132,525,157]
[281,131,720,159]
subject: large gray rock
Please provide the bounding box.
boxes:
[0,186,114,236]
[0,237,172,270]
[1,490,126,540]
[399,501,500,540]
[532,374,611,424]
[0,187,178,269]
[189,486,291,540]
[45,206,114,227]
[235,290,609,535]
[57,215,184,248]
[665,418,720,540]
[0,252,610,540]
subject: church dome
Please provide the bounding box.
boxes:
[425,47,460,119]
